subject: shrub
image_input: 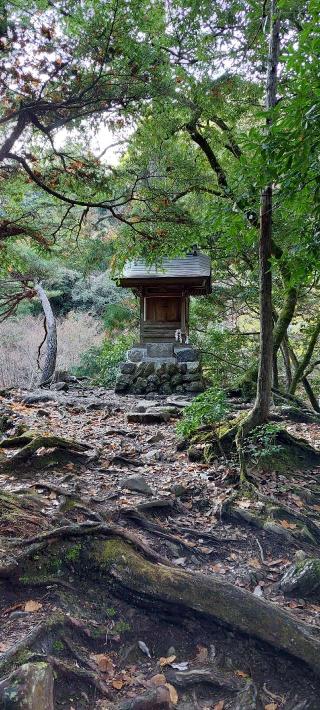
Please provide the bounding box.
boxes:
[176,387,229,439]
[74,333,135,386]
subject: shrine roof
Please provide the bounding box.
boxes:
[121,253,211,280]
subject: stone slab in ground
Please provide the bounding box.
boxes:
[120,475,154,495]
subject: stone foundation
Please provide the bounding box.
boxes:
[115,344,205,395]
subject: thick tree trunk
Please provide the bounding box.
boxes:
[34,282,57,385]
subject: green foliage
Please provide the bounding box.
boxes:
[74,333,135,386]
[243,424,284,466]
[103,301,138,331]
[177,388,229,439]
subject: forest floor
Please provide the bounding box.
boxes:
[1,384,320,709]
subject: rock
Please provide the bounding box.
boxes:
[147,432,164,444]
[178,363,187,374]
[166,396,191,408]
[120,475,154,495]
[280,558,320,596]
[147,374,160,388]
[183,381,204,392]
[22,392,56,404]
[136,362,154,378]
[115,375,132,393]
[171,483,187,497]
[143,449,161,462]
[0,662,54,709]
[186,361,200,373]
[119,685,171,709]
[132,377,148,394]
[50,381,68,391]
[181,373,200,383]
[120,362,137,374]
[127,410,171,424]
[127,347,146,363]
[171,374,183,386]
[159,383,172,395]
[175,347,198,362]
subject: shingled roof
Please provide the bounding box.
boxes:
[122,253,211,279]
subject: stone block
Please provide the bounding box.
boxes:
[127,348,146,363]
[186,361,200,373]
[147,343,173,358]
[182,373,199,382]
[175,347,198,362]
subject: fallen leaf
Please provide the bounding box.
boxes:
[150,674,166,686]
[279,520,297,530]
[249,558,262,569]
[0,642,9,652]
[91,654,114,675]
[235,670,249,678]
[24,600,43,612]
[237,499,251,509]
[159,654,176,667]
[213,702,225,710]
[165,683,178,705]
[264,704,278,710]
[112,679,124,690]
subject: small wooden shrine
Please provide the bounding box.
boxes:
[119,251,211,345]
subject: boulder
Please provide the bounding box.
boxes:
[159,383,172,395]
[280,558,320,596]
[50,381,68,391]
[22,392,56,405]
[115,375,132,393]
[131,377,148,394]
[120,475,154,495]
[120,362,137,375]
[183,381,204,392]
[0,662,54,709]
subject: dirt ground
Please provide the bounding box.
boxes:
[1,384,320,709]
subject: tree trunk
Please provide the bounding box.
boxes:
[34,282,57,385]
[289,317,320,395]
[288,342,320,413]
[246,0,280,428]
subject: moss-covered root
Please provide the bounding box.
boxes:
[188,420,320,466]
[88,538,320,676]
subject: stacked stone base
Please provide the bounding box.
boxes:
[115,345,205,396]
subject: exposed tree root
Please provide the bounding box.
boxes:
[7,534,320,678]
[0,431,97,471]
[188,418,320,473]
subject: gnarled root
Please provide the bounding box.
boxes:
[8,534,320,678]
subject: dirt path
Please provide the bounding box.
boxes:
[1,384,320,709]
